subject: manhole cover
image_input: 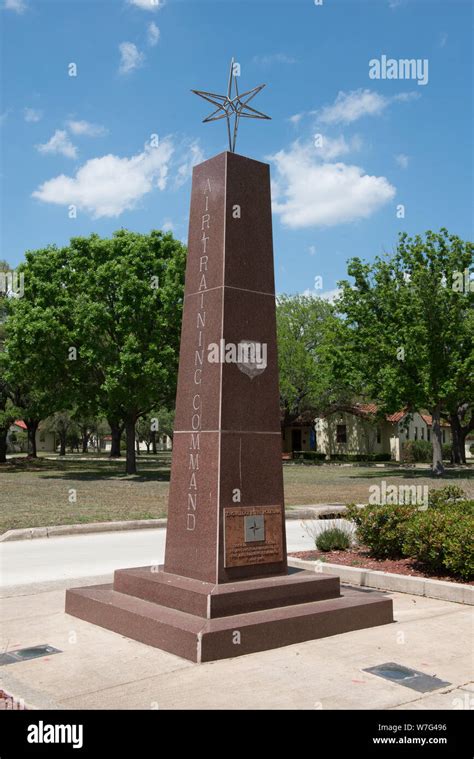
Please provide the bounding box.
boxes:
[0,644,61,666]
[364,662,450,693]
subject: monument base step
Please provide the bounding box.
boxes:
[113,566,341,618]
[66,577,393,663]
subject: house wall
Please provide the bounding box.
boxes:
[292,410,455,461]
[315,412,391,457]
[102,435,172,452]
[465,437,474,461]
[36,430,56,452]
[396,412,451,446]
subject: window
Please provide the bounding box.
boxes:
[427,428,431,442]
[39,432,45,443]
[442,430,446,443]
[336,424,347,444]
[421,427,425,440]
[376,428,381,444]
[414,427,418,441]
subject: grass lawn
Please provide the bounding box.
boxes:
[0,453,473,534]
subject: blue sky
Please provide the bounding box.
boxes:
[1,0,472,298]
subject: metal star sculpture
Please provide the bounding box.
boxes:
[192,58,271,153]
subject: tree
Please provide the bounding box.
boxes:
[45,411,77,456]
[66,230,186,474]
[338,229,473,475]
[276,294,360,427]
[1,246,76,457]
[0,260,23,462]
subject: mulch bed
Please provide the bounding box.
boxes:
[289,548,473,585]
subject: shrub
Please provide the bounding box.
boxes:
[442,443,452,461]
[292,451,326,463]
[428,485,466,509]
[403,504,474,581]
[327,453,391,462]
[316,526,352,552]
[373,453,392,462]
[346,502,417,558]
[401,440,432,463]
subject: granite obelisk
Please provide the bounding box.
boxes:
[164,151,287,584]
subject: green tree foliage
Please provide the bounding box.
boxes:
[2,230,186,473]
[338,229,473,475]
[276,294,361,426]
[66,230,185,474]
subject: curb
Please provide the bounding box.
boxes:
[288,557,474,605]
[0,518,168,542]
[0,505,352,542]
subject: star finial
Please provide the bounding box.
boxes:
[191,58,271,153]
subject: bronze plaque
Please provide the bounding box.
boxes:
[224,506,284,568]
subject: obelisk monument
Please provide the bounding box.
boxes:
[66,61,393,662]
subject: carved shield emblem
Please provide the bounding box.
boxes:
[236,340,267,380]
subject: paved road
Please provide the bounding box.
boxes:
[0,519,336,587]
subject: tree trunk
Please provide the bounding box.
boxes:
[431,408,445,476]
[136,436,141,456]
[108,419,122,458]
[59,430,67,456]
[0,427,8,463]
[81,431,90,454]
[125,416,137,475]
[151,430,157,455]
[449,411,468,465]
[26,419,39,458]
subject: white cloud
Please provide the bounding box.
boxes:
[308,245,316,256]
[128,0,163,10]
[253,53,296,66]
[393,92,420,103]
[289,113,304,126]
[162,219,174,232]
[319,90,388,125]
[317,88,419,125]
[24,108,42,123]
[119,42,145,75]
[320,288,342,303]
[32,139,174,218]
[0,110,11,125]
[395,153,409,169]
[175,142,205,188]
[66,120,107,137]
[147,21,160,46]
[269,141,396,229]
[36,130,78,159]
[3,0,27,13]
[315,134,362,161]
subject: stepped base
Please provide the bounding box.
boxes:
[66,567,393,663]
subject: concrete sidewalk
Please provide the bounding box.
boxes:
[1,576,472,710]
